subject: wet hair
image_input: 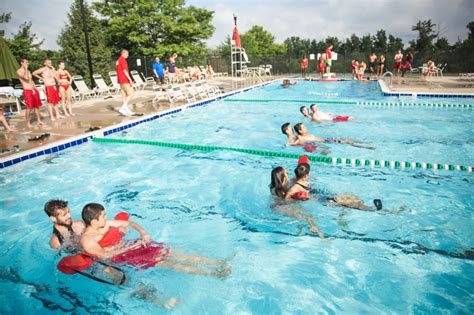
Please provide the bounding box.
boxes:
[82,203,105,226]
[299,106,307,114]
[310,104,317,111]
[270,167,288,198]
[294,123,304,135]
[295,163,310,179]
[281,122,291,134]
[44,199,68,217]
[19,58,28,64]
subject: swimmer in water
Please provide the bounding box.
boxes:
[80,203,231,278]
[293,123,375,150]
[44,199,85,252]
[270,166,324,238]
[309,104,352,122]
[281,122,331,154]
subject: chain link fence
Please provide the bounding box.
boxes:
[14,50,469,88]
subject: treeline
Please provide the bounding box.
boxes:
[1,0,215,85]
[1,0,474,81]
[217,20,474,73]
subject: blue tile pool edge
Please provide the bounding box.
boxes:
[0,79,278,170]
[378,79,474,98]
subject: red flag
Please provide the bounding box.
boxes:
[232,25,241,47]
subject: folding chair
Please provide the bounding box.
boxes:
[93,74,114,97]
[72,75,96,99]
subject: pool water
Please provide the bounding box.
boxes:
[0,81,473,314]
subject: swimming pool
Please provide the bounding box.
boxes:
[0,80,473,314]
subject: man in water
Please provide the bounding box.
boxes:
[80,203,231,277]
[16,59,44,128]
[44,199,85,251]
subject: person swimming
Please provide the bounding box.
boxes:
[309,104,352,122]
[281,122,331,154]
[293,123,375,150]
[270,164,324,238]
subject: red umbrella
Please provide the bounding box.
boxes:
[232,25,241,48]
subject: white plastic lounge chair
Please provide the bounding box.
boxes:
[108,71,121,94]
[130,70,154,90]
[152,84,171,103]
[72,75,96,99]
[93,74,113,97]
[435,63,447,77]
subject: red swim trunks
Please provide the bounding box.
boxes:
[111,241,170,269]
[23,89,42,109]
[394,61,402,70]
[45,85,60,104]
[403,62,411,70]
[333,116,350,122]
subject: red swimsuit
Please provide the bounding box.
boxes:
[58,72,70,91]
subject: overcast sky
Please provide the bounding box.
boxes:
[1,0,473,50]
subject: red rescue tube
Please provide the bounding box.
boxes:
[332,116,350,122]
[291,191,310,201]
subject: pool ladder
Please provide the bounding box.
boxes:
[381,71,393,87]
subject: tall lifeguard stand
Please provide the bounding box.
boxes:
[230,15,250,77]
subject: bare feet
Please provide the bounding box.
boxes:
[212,262,232,278]
[51,117,56,121]
[27,123,33,128]
[38,121,44,125]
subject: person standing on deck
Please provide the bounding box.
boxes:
[16,59,44,128]
[33,58,63,121]
[393,49,403,76]
[325,45,333,74]
[116,49,135,116]
[300,55,308,78]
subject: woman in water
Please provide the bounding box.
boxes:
[56,61,74,116]
[270,165,324,238]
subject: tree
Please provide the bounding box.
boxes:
[373,29,388,53]
[411,20,437,53]
[57,0,113,86]
[387,35,404,53]
[360,34,373,53]
[240,25,286,56]
[94,0,214,57]
[467,21,474,39]
[6,21,44,61]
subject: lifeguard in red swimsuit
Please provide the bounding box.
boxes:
[16,58,44,128]
[56,61,74,116]
[33,58,63,121]
[79,203,231,277]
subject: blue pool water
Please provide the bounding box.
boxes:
[0,80,473,314]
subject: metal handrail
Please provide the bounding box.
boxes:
[381,71,393,87]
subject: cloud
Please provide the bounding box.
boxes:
[191,0,473,47]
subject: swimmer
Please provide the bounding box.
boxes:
[293,123,375,149]
[44,199,85,252]
[80,203,231,278]
[281,122,299,145]
[270,165,324,238]
[309,104,352,122]
[281,79,291,88]
[299,106,311,119]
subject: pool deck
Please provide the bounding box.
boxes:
[0,77,276,158]
[1,74,473,160]
[385,75,474,94]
